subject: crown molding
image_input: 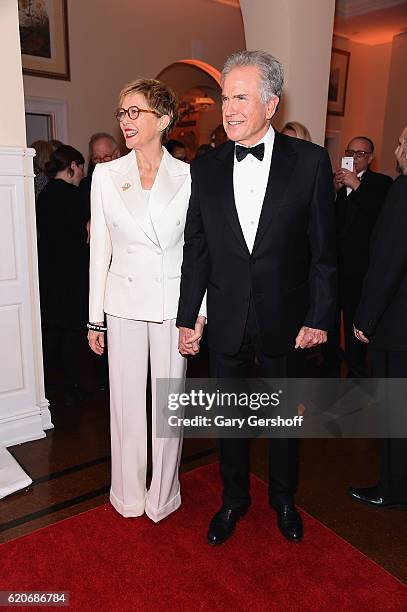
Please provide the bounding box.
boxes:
[209,0,240,8]
[336,0,407,18]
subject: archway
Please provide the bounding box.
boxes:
[157,59,221,86]
[156,59,224,158]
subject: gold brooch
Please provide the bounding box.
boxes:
[122,182,131,191]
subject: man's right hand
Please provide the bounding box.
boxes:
[178,316,206,356]
[333,173,344,193]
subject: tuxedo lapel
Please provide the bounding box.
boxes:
[110,150,159,246]
[215,143,250,254]
[252,132,298,254]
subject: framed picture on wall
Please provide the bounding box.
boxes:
[18,0,70,80]
[327,48,350,116]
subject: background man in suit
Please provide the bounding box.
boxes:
[351,126,407,508]
[80,132,121,222]
[328,138,392,376]
[177,50,337,544]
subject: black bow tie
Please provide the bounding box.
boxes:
[235,143,265,162]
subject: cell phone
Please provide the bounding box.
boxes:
[341,156,354,172]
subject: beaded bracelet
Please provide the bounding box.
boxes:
[87,323,107,332]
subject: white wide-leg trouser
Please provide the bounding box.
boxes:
[106,314,186,522]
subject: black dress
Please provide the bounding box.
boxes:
[37,178,89,330]
[37,178,89,391]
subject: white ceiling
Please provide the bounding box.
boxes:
[335,0,407,18]
[210,0,407,45]
[334,0,407,44]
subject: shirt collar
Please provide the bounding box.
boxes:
[235,125,275,151]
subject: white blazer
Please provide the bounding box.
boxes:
[89,147,205,323]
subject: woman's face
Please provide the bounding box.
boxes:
[119,92,165,151]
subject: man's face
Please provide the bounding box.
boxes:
[345,138,373,174]
[395,127,407,175]
[221,65,278,146]
[91,137,119,165]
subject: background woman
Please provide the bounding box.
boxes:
[281,121,312,142]
[88,79,205,522]
[31,139,53,203]
[37,145,89,405]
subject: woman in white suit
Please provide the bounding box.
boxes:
[88,79,205,522]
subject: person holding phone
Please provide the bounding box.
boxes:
[324,137,392,377]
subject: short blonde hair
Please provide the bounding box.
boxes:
[118,78,178,141]
[282,121,312,142]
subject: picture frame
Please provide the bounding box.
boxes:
[18,0,70,81]
[327,48,350,116]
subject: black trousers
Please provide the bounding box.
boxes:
[322,303,368,377]
[209,298,302,510]
[371,350,407,502]
[343,306,368,377]
[42,325,82,390]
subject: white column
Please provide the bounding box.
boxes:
[381,32,407,178]
[239,0,336,145]
[0,0,52,446]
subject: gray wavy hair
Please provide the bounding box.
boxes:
[221,50,284,103]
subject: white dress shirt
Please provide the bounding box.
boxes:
[233,126,275,253]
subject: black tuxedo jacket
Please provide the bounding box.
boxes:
[354,176,407,351]
[176,131,337,356]
[336,169,392,310]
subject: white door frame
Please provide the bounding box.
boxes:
[325,129,342,172]
[25,96,69,144]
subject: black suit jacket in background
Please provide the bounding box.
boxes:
[176,131,337,356]
[78,171,93,220]
[336,169,393,310]
[354,176,407,351]
[37,178,89,330]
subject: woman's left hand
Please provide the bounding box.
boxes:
[88,329,105,354]
[179,316,206,355]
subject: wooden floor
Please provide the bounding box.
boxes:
[2,344,407,585]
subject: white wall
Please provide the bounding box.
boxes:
[240,0,336,145]
[23,0,245,159]
[0,0,26,147]
[326,36,392,172]
[381,32,407,178]
[0,0,51,446]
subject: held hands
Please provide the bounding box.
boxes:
[334,168,360,191]
[178,316,206,356]
[295,326,327,349]
[354,325,369,344]
[88,323,105,355]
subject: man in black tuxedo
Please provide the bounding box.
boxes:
[351,126,407,508]
[177,50,337,544]
[329,138,392,376]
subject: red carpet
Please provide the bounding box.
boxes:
[1,463,406,611]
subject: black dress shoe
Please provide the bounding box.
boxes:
[207,507,248,545]
[348,486,407,508]
[271,503,303,542]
